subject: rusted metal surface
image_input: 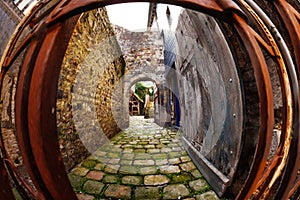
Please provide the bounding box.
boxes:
[0,0,299,199]
[0,81,33,199]
[26,16,80,200]
[4,158,36,199]
[45,0,247,25]
[274,1,300,199]
[233,1,296,199]
[274,0,300,80]
[0,0,60,70]
[0,156,15,199]
[16,26,51,200]
[232,13,275,200]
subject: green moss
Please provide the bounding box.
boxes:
[171,173,192,183]
[68,174,87,191]
[82,180,105,195]
[82,160,97,169]
[12,188,22,200]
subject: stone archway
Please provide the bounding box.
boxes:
[112,65,165,130]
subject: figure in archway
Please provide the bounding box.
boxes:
[144,88,154,118]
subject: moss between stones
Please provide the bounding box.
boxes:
[135,186,161,200]
[82,160,97,169]
[171,172,192,183]
[68,174,87,191]
[99,184,109,197]
[82,180,105,195]
[103,174,119,184]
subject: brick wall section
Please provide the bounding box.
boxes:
[57,8,126,171]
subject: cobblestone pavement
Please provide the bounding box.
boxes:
[69,116,220,200]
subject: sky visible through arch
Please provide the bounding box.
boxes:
[106,3,182,32]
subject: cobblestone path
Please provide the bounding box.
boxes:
[69,116,220,200]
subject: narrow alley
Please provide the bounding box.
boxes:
[69,116,219,200]
[0,1,299,199]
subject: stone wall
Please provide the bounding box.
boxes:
[113,26,166,122]
[0,1,24,168]
[0,1,22,62]
[113,26,164,72]
[57,8,126,171]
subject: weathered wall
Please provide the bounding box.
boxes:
[0,1,25,168]
[175,7,285,196]
[57,8,126,171]
[0,1,22,62]
[114,26,164,72]
[215,18,261,197]
[175,9,244,195]
[113,26,166,123]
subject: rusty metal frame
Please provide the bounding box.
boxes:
[273,1,300,199]
[232,13,275,200]
[0,0,299,199]
[233,0,298,199]
[274,0,300,79]
[0,144,15,199]
[26,16,80,199]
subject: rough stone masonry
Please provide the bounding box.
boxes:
[57,8,126,171]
